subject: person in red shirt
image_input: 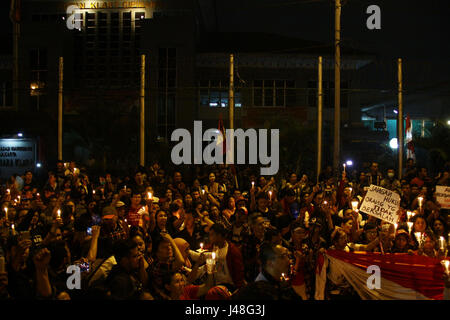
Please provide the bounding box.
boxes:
[127,191,148,227]
[163,256,215,300]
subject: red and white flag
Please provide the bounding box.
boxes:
[405,114,415,160]
[315,250,448,300]
[217,114,226,155]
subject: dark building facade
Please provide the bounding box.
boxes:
[3,0,400,173]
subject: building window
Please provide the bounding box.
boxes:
[158,48,177,140]
[252,80,294,107]
[307,80,348,108]
[198,80,242,108]
[29,48,48,93]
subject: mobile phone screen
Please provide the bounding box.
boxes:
[87,227,92,235]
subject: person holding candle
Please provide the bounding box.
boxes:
[233,243,300,300]
[207,223,245,291]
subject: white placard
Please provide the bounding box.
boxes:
[435,186,450,209]
[359,184,400,224]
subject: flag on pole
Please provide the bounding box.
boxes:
[315,249,448,300]
[217,114,226,155]
[9,0,21,23]
[405,114,415,160]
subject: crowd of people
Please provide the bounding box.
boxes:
[0,158,449,300]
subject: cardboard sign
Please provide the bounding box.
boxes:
[359,184,400,224]
[435,186,450,209]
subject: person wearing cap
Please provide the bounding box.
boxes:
[392,228,411,253]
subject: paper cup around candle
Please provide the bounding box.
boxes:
[441,260,450,275]
[407,222,413,234]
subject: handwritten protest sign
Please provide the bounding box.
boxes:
[359,185,400,224]
[435,186,450,209]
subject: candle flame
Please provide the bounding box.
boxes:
[212,252,216,260]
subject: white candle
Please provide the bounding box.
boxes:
[407,222,413,234]
[199,243,204,252]
[351,201,359,212]
[4,207,7,221]
[418,197,423,209]
[406,211,413,221]
[393,223,398,234]
[57,209,61,219]
[343,163,346,172]
[439,236,445,251]
[11,223,15,231]
[148,192,153,200]
[268,190,273,200]
[212,252,216,260]
[17,195,20,203]
[202,189,205,195]
[414,232,422,243]
[251,181,255,188]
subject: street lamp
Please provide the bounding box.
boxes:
[389,138,398,149]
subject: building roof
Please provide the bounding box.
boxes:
[197,32,374,57]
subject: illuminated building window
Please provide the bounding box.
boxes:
[198,80,242,108]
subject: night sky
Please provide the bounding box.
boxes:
[1,0,449,86]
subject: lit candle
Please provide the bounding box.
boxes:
[414,232,422,243]
[268,190,273,200]
[439,236,446,251]
[349,187,353,194]
[57,209,61,219]
[93,190,96,195]
[417,197,423,209]
[343,163,346,173]
[4,207,7,221]
[36,193,40,197]
[351,201,359,212]
[148,192,153,200]
[11,223,15,231]
[406,211,413,221]
[441,260,450,275]
[17,195,20,203]
[393,223,398,234]
[206,252,216,274]
[323,200,328,205]
[407,222,413,234]
[199,243,204,252]
[251,181,255,188]
[6,189,10,195]
[202,189,205,195]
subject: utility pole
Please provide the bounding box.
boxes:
[398,58,403,179]
[227,53,235,164]
[317,56,323,183]
[58,57,64,161]
[140,54,146,167]
[333,0,341,173]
